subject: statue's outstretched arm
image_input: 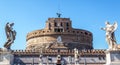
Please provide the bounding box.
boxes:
[101,27,106,31]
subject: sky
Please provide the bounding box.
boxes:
[0,0,120,50]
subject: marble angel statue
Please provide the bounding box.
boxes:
[101,21,118,50]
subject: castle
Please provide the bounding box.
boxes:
[0,15,106,65]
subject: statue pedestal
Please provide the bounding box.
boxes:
[0,48,14,65]
[105,50,120,65]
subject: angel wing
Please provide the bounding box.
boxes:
[112,22,118,32]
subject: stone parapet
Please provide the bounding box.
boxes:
[12,49,105,56]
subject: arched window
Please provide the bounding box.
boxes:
[61,22,63,26]
[54,22,57,27]
[66,22,69,26]
[66,22,69,30]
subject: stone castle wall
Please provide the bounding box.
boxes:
[26,29,93,50]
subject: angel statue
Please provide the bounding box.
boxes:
[101,21,118,50]
[74,48,79,65]
[4,22,16,49]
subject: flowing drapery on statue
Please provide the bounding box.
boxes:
[101,22,118,50]
[4,22,16,49]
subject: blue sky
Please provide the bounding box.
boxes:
[0,0,120,50]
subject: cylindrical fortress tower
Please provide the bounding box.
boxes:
[26,18,93,50]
